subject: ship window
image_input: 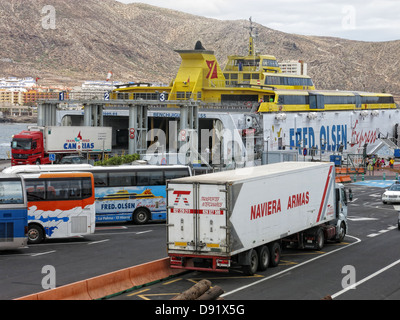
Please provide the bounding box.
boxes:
[243,59,259,67]
[230,73,238,80]
[252,73,259,80]
[262,60,279,67]
[309,94,325,109]
[221,95,259,102]
[361,96,394,104]
[265,76,280,85]
[243,74,251,80]
[277,95,309,105]
[324,96,356,105]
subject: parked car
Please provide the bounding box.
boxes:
[382,181,400,204]
[60,155,85,164]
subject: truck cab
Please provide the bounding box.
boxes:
[335,183,351,242]
[11,131,45,166]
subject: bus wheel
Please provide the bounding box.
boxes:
[132,208,150,225]
[28,225,44,244]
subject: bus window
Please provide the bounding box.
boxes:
[164,169,190,180]
[137,170,164,186]
[82,178,93,198]
[109,171,136,187]
[93,172,108,187]
[26,180,46,201]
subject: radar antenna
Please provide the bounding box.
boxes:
[245,17,258,56]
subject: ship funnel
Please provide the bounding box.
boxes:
[194,41,206,50]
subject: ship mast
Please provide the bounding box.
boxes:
[246,17,257,56]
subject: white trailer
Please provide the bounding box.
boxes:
[167,162,349,275]
[39,126,112,154]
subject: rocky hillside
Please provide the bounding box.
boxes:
[0,0,399,94]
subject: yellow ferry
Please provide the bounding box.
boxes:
[112,17,396,113]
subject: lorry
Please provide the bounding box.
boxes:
[166,162,350,275]
[11,126,112,166]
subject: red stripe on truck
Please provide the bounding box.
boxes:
[316,165,333,222]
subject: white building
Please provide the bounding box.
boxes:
[279,61,308,76]
[0,77,36,91]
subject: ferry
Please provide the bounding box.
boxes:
[98,189,162,201]
[60,19,399,166]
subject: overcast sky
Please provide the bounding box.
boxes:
[117,0,400,42]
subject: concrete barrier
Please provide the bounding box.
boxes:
[15,257,182,300]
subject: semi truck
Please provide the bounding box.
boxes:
[166,162,350,275]
[11,126,112,166]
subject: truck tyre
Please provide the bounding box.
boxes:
[257,245,270,271]
[28,224,44,244]
[268,242,281,267]
[316,228,325,250]
[337,222,346,243]
[132,208,150,225]
[242,249,258,276]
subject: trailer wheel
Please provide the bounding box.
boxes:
[132,208,150,225]
[257,245,270,271]
[242,249,258,276]
[316,228,325,250]
[268,242,281,267]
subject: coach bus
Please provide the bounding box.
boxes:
[0,174,28,250]
[5,165,191,224]
[21,172,96,244]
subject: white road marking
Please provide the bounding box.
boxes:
[347,217,378,221]
[31,250,56,257]
[88,239,110,245]
[367,225,397,238]
[136,230,153,235]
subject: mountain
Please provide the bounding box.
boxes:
[0,0,399,95]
